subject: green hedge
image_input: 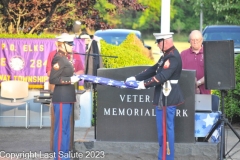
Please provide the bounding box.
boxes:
[100,33,155,68]
[212,54,240,121]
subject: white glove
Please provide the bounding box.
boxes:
[126,76,136,82]
[135,81,146,90]
[71,75,80,84]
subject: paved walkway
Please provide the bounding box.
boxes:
[0,124,240,160]
[0,127,94,160]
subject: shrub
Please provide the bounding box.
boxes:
[120,33,154,60]
[100,33,155,68]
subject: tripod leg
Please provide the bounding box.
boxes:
[220,119,225,160]
[224,120,240,157]
[204,118,222,142]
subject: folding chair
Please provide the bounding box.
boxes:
[0,80,29,128]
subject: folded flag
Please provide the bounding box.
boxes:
[78,74,138,89]
[125,80,139,88]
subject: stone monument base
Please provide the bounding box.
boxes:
[74,141,219,160]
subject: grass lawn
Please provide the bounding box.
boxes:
[145,40,190,54]
[144,40,190,62]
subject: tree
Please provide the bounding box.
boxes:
[191,0,228,27]
[171,0,198,34]
[0,0,70,34]
[93,0,120,28]
[105,0,177,34]
[172,19,185,34]
[212,0,240,25]
[131,0,162,31]
[0,0,146,34]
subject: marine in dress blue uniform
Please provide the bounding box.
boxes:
[49,33,80,160]
[126,32,184,160]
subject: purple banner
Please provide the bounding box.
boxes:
[0,38,85,84]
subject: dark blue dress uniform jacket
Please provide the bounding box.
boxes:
[49,51,76,103]
[135,46,184,106]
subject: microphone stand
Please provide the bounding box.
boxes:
[73,52,118,58]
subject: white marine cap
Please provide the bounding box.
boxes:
[56,33,75,42]
[153,32,174,43]
[80,34,91,39]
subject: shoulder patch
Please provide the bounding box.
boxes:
[163,59,170,69]
[53,63,60,70]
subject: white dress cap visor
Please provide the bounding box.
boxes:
[56,33,75,42]
[153,32,174,40]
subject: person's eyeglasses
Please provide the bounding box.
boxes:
[190,39,202,43]
[65,41,74,46]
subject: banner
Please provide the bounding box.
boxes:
[0,38,85,84]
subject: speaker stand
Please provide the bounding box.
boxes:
[92,83,97,139]
[204,90,240,160]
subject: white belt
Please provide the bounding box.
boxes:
[170,80,178,84]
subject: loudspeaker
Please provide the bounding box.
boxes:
[203,40,235,90]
